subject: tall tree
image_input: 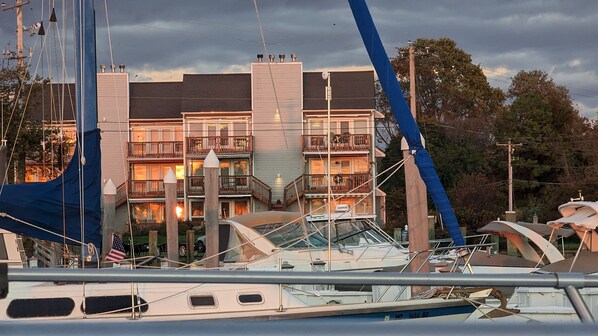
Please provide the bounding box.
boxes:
[494,70,594,220]
[390,38,504,126]
[0,67,50,183]
[378,38,504,235]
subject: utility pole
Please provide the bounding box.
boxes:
[2,0,31,69]
[402,41,430,290]
[497,138,522,212]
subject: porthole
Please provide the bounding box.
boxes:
[238,293,263,304]
[7,298,75,318]
[189,295,216,307]
[83,295,148,315]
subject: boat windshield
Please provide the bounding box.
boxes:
[309,218,389,246]
[253,222,330,249]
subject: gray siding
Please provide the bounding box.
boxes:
[97,73,129,188]
[251,62,304,204]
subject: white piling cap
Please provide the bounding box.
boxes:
[164,168,177,184]
[204,149,220,168]
[400,135,426,151]
[103,179,116,195]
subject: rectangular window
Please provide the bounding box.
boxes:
[220,124,229,146]
[175,127,183,141]
[310,199,326,215]
[189,295,216,307]
[221,202,230,219]
[189,161,204,176]
[354,120,368,134]
[340,121,350,135]
[191,201,204,217]
[133,165,147,180]
[234,200,249,216]
[189,122,202,137]
[175,165,184,179]
[309,159,325,174]
[233,160,248,175]
[354,158,369,173]
[233,122,247,136]
[309,119,324,135]
[354,197,371,214]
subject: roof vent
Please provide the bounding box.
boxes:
[268,54,275,62]
[291,53,297,62]
[110,64,116,73]
[279,54,285,62]
[100,64,106,73]
[257,54,263,62]
[118,64,125,73]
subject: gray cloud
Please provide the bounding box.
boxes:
[1,0,596,118]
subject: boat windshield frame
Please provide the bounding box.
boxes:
[252,222,332,249]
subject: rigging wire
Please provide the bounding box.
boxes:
[102,0,138,268]
[252,0,289,150]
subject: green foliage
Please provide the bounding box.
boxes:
[0,67,53,183]
[379,39,597,236]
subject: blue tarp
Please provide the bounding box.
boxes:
[348,0,465,245]
[0,129,102,247]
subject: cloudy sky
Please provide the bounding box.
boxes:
[2,1,597,118]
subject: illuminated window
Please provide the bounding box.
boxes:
[191,201,204,218]
[234,200,249,216]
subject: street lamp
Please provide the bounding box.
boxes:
[322,71,331,272]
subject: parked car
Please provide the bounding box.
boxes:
[193,236,206,254]
[163,237,206,257]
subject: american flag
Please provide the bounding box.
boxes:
[104,234,126,263]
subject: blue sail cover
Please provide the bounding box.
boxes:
[0,129,101,247]
[348,0,465,245]
[0,0,101,248]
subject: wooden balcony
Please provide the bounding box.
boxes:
[302,134,370,152]
[187,136,252,155]
[294,173,371,195]
[128,179,184,199]
[128,141,183,159]
[186,175,271,206]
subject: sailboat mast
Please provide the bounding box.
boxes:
[324,72,332,272]
[74,0,99,253]
[348,0,465,246]
[74,0,98,134]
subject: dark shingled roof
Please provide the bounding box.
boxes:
[28,83,77,122]
[28,70,375,121]
[130,82,182,119]
[303,71,375,110]
[181,73,251,112]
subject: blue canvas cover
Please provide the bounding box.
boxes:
[0,129,102,247]
[348,0,465,245]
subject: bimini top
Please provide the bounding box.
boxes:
[548,201,598,231]
[224,211,304,229]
